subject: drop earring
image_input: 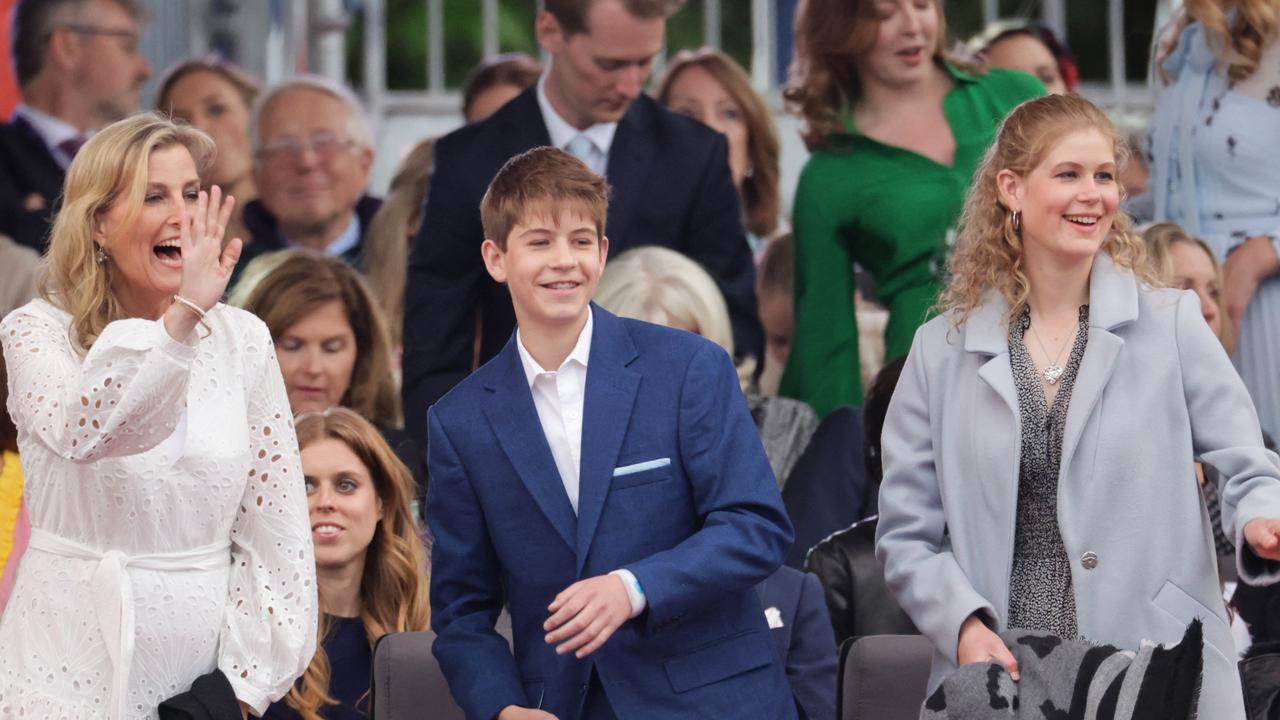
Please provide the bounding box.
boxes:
[95,245,108,264]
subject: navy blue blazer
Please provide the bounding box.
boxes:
[427,306,796,720]
[0,115,65,252]
[402,88,763,443]
[756,568,838,720]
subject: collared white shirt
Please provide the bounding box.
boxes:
[516,308,594,513]
[536,70,617,177]
[14,103,86,169]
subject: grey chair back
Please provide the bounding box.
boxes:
[838,634,934,720]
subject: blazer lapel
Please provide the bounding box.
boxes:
[602,98,655,249]
[1061,253,1137,476]
[482,339,577,553]
[574,307,641,574]
[966,290,1019,418]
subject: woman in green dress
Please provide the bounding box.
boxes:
[781,0,1043,416]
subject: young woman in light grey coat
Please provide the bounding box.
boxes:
[875,93,1280,719]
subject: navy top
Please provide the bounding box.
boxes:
[263,615,372,720]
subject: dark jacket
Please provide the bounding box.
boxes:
[0,115,65,252]
[233,194,382,284]
[780,405,870,568]
[804,511,918,646]
[159,669,243,720]
[757,567,838,720]
[401,87,762,443]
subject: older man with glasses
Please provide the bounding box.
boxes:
[0,0,151,252]
[233,75,380,284]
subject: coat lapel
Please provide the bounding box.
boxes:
[574,307,641,574]
[482,339,577,553]
[966,289,1019,418]
[1060,254,1137,475]
[602,98,655,248]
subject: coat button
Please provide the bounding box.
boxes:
[1081,551,1098,570]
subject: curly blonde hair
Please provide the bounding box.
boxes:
[284,407,431,719]
[39,113,214,351]
[1158,0,1279,84]
[939,94,1153,326]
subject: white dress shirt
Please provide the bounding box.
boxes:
[536,70,617,177]
[515,308,646,617]
[14,103,86,169]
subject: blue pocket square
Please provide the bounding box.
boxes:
[612,458,671,477]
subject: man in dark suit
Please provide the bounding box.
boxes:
[757,567,838,720]
[402,0,762,442]
[0,0,151,251]
[428,147,795,720]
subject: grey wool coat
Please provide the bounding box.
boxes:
[875,252,1280,720]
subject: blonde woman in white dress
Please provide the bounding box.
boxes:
[0,113,317,719]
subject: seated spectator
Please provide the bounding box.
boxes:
[156,54,261,245]
[756,233,794,397]
[461,52,542,124]
[239,250,427,506]
[263,407,430,720]
[595,245,868,568]
[235,75,378,285]
[0,356,28,612]
[363,138,435,351]
[0,234,39,318]
[656,47,782,251]
[804,357,919,646]
[968,20,1078,94]
[757,566,838,720]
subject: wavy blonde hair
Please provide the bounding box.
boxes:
[39,113,214,351]
[939,94,1153,325]
[284,407,431,719]
[1158,0,1279,84]
[784,0,962,150]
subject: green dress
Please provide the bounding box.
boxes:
[781,65,1043,416]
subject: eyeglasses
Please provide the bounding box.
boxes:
[257,132,356,165]
[59,24,140,54]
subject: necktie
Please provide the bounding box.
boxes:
[59,135,87,161]
[565,134,596,168]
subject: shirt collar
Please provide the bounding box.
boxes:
[516,306,595,386]
[536,71,618,158]
[836,61,977,137]
[282,213,361,257]
[15,103,87,161]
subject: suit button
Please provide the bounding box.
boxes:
[1081,551,1098,570]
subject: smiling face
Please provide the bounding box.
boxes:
[95,143,199,319]
[537,0,665,128]
[999,128,1120,268]
[854,0,941,90]
[482,205,609,335]
[663,64,751,189]
[165,70,254,189]
[1170,241,1223,337]
[984,33,1066,94]
[303,437,383,576]
[276,300,358,414]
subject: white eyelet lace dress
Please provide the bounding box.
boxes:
[0,299,318,720]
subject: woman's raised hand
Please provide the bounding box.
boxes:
[957,613,1020,681]
[178,185,242,311]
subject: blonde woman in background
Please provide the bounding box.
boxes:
[264,407,429,720]
[0,113,316,719]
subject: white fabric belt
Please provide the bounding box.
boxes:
[28,528,231,720]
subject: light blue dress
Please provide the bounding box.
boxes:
[1149,19,1280,440]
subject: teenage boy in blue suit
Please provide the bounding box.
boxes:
[426,146,797,720]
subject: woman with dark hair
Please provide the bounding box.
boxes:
[969,21,1078,94]
[239,250,426,506]
[264,407,430,720]
[780,0,1043,417]
[155,55,261,245]
[656,47,782,250]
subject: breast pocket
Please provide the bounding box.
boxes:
[612,457,672,490]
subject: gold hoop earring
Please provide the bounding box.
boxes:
[1012,210,1022,234]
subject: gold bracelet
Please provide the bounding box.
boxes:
[172,294,212,338]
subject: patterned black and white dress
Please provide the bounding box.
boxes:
[1005,304,1090,639]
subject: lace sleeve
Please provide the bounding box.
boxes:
[218,324,317,715]
[0,304,198,463]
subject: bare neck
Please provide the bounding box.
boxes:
[519,310,589,371]
[1024,248,1093,321]
[854,63,951,126]
[318,559,364,618]
[22,78,98,133]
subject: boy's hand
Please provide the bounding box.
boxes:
[544,575,632,658]
[498,706,558,720]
